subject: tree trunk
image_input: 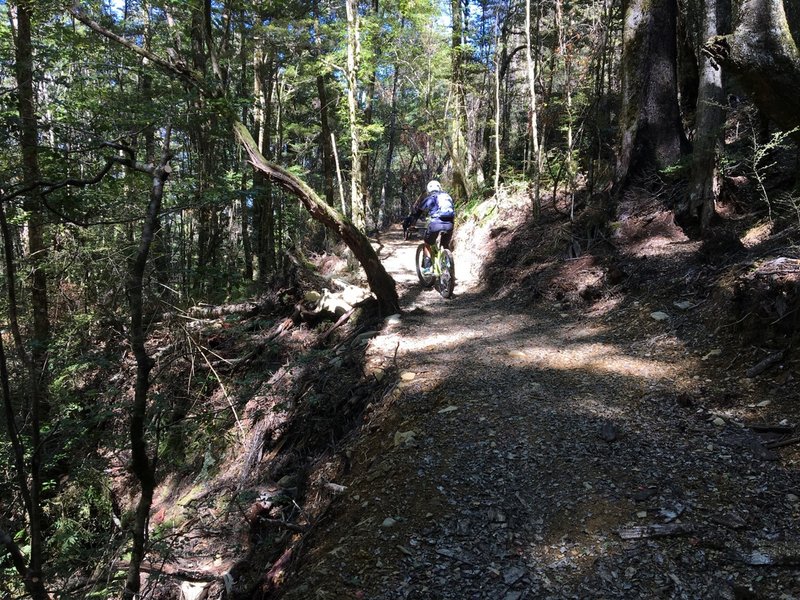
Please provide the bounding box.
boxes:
[345,0,365,229]
[617,0,687,182]
[525,0,543,206]
[0,208,44,599]
[378,63,401,226]
[10,4,48,597]
[238,9,254,281]
[360,0,380,223]
[704,0,800,136]
[313,0,336,208]
[494,18,502,194]
[317,74,336,207]
[189,0,223,292]
[253,51,276,279]
[682,0,731,230]
[123,137,173,600]
[450,0,470,202]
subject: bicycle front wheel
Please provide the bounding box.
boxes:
[416,244,435,287]
[436,249,455,298]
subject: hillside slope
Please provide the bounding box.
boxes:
[264,195,800,599]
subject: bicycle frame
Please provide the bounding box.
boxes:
[416,237,455,298]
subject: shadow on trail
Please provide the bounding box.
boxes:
[365,298,799,598]
[275,216,800,600]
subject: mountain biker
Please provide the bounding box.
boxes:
[408,180,455,275]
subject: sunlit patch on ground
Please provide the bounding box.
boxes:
[505,341,684,381]
[740,219,774,247]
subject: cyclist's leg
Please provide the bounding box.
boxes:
[439,227,453,250]
[422,227,438,266]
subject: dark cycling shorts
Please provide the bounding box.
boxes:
[424,219,454,249]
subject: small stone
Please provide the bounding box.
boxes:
[756,400,771,407]
[712,417,726,427]
[355,330,378,345]
[503,566,526,585]
[385,314,402,326]
[400,371,416,381]
[702,349,722,361]
[381,517,398,528]
[673,301,693,310]
[277,474,298,489]
[437,405,458,414]
[393,430,417,447]
[636,511,648,518]
[650,311,670,321]
[787,494,799,503]
[509,350,527,359]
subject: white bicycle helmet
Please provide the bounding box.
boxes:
[426,180,442,194]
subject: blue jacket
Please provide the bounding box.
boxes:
[413,191,455,223]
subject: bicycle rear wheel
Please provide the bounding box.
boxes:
[416,244,435,287]
[436,249,455,298]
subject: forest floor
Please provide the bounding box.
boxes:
[270,200,800,599]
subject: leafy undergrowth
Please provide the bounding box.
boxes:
[62,261,404,598]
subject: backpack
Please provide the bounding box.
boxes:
[431,192,455,221]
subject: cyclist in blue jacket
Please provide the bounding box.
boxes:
[408,180,455,274]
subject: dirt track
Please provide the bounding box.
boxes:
[277,224,800,600]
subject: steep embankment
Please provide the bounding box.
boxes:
[270,200,800,599]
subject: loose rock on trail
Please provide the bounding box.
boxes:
[275,224,800,600]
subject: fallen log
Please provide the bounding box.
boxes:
[746,350,786,378]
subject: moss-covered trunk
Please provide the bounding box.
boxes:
[705,0,800,138]
[617,0,687,183]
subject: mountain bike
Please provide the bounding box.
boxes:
[416,240,455,299]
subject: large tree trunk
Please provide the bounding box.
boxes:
[359,0,380,224]
[10,3,48,598]
[450,0,470,202]
[525,0,543,206]
[705,0,800,135]
[682,0,731,230]
[617,0,687,182]
[238,10,254,281]
[189,3,224,293]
